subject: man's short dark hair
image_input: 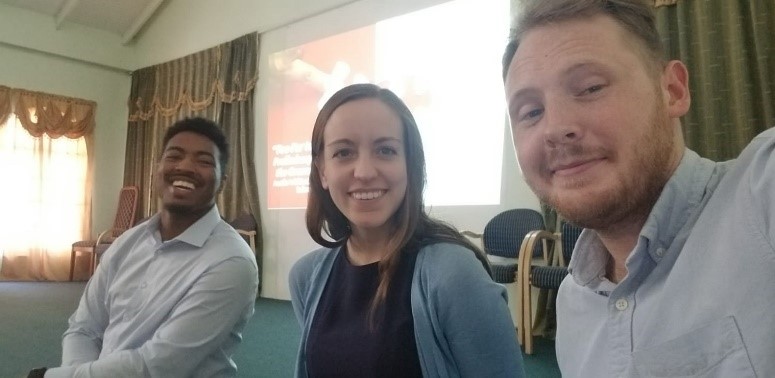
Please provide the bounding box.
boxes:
[162,117,229,177]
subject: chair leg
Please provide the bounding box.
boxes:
[89,250,96,278]
[521,234,541,355]
[70,247,96,281]
[69,248,77,281]
[517,232,538,351]
[524,277,534,355]
[515,265,525,347]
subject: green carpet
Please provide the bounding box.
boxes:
[0,282,560,377]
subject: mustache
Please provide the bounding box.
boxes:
[544,144,608,172]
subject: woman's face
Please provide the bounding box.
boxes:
[316,98,408,238]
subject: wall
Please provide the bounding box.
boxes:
[0,3,137,70]
[0,44,131,237]
[132,0,358,68]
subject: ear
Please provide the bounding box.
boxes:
[660,60,691,118]
[217,174,228,194]
[315,159,328,190]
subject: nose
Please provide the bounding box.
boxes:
[543,103,582,148]
[172,155,197,173]
[353,154,377,181]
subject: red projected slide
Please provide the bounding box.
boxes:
[267,26,376,209]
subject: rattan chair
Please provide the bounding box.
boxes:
[69,186,139,281]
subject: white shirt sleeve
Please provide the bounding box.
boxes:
[60,260,110,366]
[47,257,257,378]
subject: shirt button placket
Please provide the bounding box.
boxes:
[608,295,634,376]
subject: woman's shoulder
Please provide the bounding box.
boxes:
[412,241,498,302]
[416,242,484,272]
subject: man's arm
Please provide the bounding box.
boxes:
[745,129,775,249]
[46,256,258,378]
[60,259,111,366]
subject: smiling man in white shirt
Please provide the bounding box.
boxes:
[30,117,258,378]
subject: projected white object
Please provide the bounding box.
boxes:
[266,0,509,209]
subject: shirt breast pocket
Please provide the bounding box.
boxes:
[631,316,755,377]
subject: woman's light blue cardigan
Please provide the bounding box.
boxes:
[289,242,526,377]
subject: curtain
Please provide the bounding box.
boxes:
[655,0,775,160]
[125,33,263,289]
[654,0,679,7]
[0,86,95,281]
[0,86,11,126]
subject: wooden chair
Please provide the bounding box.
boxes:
[69,186,139,281]
[519,221,583,354]
[462,209,550,347]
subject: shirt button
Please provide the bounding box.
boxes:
[656,248,666,257]
[615,298,629,311]
[141,283,147,288]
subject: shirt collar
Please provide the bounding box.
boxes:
[568,149,719,287]
[144,205,222,248]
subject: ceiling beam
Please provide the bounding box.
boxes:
[122,0,164,45]
[55,0,81,29]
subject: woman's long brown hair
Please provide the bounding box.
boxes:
[306,83,490,327]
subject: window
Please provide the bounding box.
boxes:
[0,112,89,280]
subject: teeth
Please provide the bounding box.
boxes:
[172,180,195,190]
[352,191,384,200]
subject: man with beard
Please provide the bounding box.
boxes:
[30,118,258,378]
[503,0,774,377]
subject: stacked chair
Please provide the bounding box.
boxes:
[518,221,584,354]
[462,208,550,346]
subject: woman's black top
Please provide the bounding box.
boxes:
[305,247,423,378]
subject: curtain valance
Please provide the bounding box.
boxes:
[0,85,96,139]
[127,33,258,122]
[0,86,11,126]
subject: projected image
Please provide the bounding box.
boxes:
[267,0,509,209]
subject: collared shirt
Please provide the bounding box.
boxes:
[556,128,775,377]
[46,205,258,378]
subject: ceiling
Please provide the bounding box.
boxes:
[0,0,165,45]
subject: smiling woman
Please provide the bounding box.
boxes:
[289,83,525,378]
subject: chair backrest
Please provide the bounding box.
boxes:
[483,208,545,258]
[560,221,584,263]
[111,186,139,236]
[229,213,257,239]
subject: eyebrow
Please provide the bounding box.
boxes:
[164,146,215,160]
[373,137,402,145]
[325,136,402,148]
[562,61,607,80]
[507,61,607,108]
